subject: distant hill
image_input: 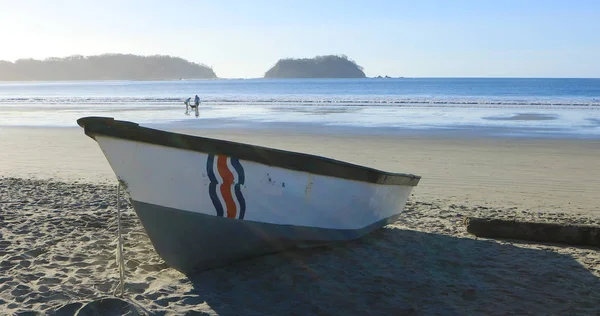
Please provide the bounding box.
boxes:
[264,55,366,78]
[0,54,217,81]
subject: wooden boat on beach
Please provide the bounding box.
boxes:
[77,116,421,275]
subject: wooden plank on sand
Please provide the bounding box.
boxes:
[464,217,600,247]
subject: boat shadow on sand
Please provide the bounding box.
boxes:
[173,225,600,316]
[43,199,600,315]
[50,221,600,315]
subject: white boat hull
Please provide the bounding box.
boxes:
[78,117,421,275]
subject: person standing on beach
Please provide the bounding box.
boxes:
[184,97,192,115]
[193,95,200,117]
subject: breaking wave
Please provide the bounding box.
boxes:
[1,96,600,109]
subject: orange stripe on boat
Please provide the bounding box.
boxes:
[217,155,237,218]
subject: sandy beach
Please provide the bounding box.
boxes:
[1,126,599,315]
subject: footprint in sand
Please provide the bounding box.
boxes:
[23,248,47,258]
[37,277,61,285]
[11,284,32,297]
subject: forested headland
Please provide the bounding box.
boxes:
[0,54,217,81]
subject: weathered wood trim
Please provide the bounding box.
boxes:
[77,116,421,186]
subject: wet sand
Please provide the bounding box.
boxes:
[1,126,599,315]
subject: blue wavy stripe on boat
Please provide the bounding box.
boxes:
[231,158,245,185]
[230,158,246,219]
[234,183,246,219]
[206,154,224,217]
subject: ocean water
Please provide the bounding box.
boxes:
[0,78,599,138]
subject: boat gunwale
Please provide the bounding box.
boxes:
[77,116,421,186]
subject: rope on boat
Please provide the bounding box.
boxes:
[114,182,126,298]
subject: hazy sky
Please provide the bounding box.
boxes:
[1,0,598,78]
